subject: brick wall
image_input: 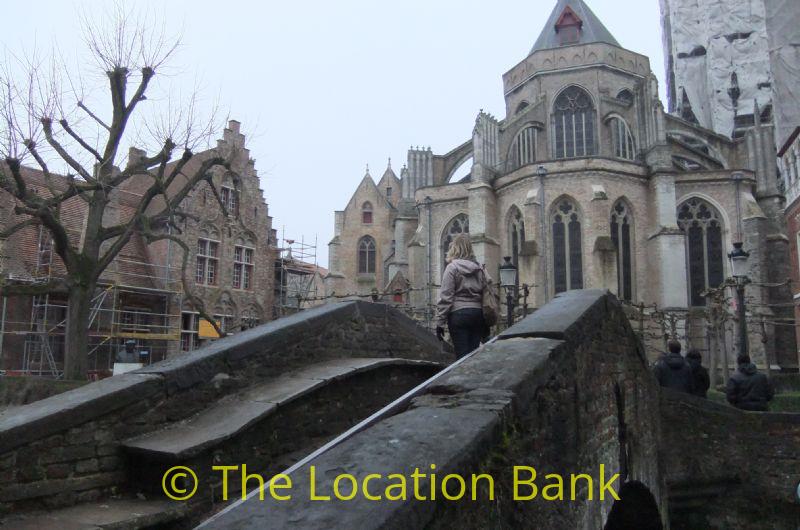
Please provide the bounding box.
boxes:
[661,390,800,529]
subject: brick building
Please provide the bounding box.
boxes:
[0,120,277,376]
[328,0,798,370]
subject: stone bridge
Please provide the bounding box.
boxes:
[0,292,798,529]
[0,301,449,528]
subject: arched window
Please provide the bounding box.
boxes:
[616,89,634,104]
[441,214,469,272]
[609,117,636,160]
[553,86,596,159]
[610,201,633,301]
[361,202,373,224]
[358,236,376,274]
[677,198,725,306]
[509,126,537,170]
[552,198,583,293]
[515,101,529,115]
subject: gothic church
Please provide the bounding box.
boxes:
[326,0,796,369]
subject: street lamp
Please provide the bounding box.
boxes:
[728,242,751,356]
[499,256,518,328]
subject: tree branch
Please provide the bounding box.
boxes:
[41,117,95,182]
[95,153,228,273]
[58,119,102,162]
[77,101,110,131]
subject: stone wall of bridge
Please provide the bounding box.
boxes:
[0,301,449,514]
[205,290,668,529]
[661,389,800,530]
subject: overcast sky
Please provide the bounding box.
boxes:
[3,0,666,266]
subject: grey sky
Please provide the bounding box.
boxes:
[3,0,666,266]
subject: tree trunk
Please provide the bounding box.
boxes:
[64,283,94,380]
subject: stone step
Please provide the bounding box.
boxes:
[122,358,438,461]
[0,498,186,529]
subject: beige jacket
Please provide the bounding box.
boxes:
[435,259,484,327]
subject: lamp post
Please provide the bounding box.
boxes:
[728,241,750,357]
[499,256,518,328]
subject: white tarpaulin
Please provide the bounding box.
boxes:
[662,0,774,136]
[765,0,800,150]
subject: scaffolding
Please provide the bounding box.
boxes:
[0,248,186,378]
[275,231,320,317]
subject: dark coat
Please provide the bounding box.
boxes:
[687,357,710,398]
[652,353,693,394]
[726,363,774,411]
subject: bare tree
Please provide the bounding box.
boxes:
[0,6,231,379]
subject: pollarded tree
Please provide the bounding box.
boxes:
[0,7,231,379]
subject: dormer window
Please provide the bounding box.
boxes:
[555,6,583,46]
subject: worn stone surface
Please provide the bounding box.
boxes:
[497,289,611,342]
[0,374,163,455]
[204,290,666,529]
[124,358,441,460]
[199,406,502,529]
[0,301,447,514]
[0,498,186,529]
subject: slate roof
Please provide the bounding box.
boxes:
[530,0,620,54]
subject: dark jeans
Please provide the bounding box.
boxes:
[448,308,487,358]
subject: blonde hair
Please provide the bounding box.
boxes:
[446,233,475,263]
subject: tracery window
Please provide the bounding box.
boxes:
[609,117,636,160]
[553,86,596,159]
[358,236,376,274]
[441,214,469,272]
[610,201,633,301]
[552,198,583,293]
[677,198,724,306]
[509,126,537,170]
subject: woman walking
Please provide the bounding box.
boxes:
[435,233,488,357]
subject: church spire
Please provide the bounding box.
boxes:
[529,0,619,55]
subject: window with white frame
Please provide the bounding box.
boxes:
[196,238,219,285]
[233,244,254,289]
